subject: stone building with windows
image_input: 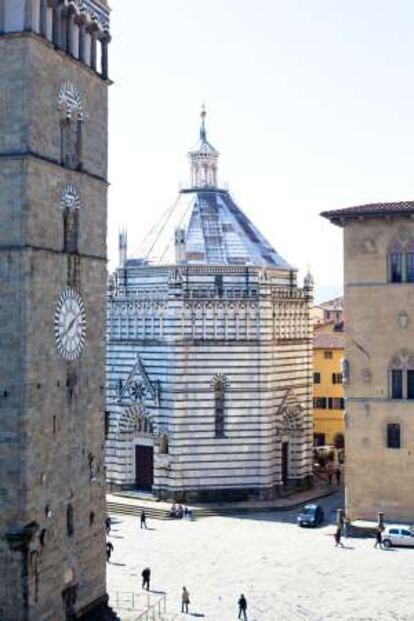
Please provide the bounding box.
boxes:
[0,1,112,619]
[322,201,414,521]
[106,111,314,501]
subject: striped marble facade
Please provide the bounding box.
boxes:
[105,112,314,501]
[106,264,314,501]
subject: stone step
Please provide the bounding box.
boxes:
[107,502,196,522]
[107,501,171,520]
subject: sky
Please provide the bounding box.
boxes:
[108,0,414,302]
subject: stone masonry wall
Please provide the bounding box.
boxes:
[344,216,414,521]
[0,33,108,620]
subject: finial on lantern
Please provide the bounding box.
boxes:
[200,103,207,141]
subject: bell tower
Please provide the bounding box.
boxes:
[0,1,112,619]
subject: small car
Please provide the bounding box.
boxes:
[297,504,324,527]
[382,525,414,548]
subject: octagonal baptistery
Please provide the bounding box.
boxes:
[106,111,314,501]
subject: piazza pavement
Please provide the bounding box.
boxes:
[107,491,414,621]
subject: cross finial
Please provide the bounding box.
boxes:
[200,103,207,141]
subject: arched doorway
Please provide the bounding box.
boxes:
[118,406,156,491]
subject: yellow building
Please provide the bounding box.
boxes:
[313,331,345,448]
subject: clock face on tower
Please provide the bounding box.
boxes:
[54,289,86,361]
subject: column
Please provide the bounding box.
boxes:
[77,18,86,63]
[101,36,110,80]
[0,0,5,34]
[90,28,97,72]
[52,3,62,47]
[40,0,48,37]
[24,0,33,31]
[66,9,73,55]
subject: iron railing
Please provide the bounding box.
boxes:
[133,594,167,621]
[110,591,167,621]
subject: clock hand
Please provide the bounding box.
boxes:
[61,312,82,339]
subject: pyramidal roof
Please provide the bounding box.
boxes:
[132,110,292,270]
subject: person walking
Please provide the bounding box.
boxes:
[141,567,151,591]
[374,525,384,549]
[105,516,111,534]
[181,586,190,614]
[335,466,341,485]
[238,594,248,620]
[334,526,344,547]
[140,510,147,529]
[106,541,114,562]
[327,463,333,485]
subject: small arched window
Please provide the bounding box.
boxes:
[58,83,84,171]
[60,116,83,170]
[66,504,74,537]
[387,423,401,449]
[60,186,80,254]
[63,208,79,253]
[159,433,169,455]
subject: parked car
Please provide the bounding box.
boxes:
[297,504,324,527]
[382,525,414,548]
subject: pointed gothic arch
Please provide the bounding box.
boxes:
[117,405,156,438]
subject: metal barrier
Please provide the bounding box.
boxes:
[133,594,167,621]
[110,591,167,621]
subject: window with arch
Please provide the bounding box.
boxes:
[389,351,414,399]
[60,185,80,254]
[66,504,74,537]
[215,390,225,438]
[210,374,230,439]
[58,83,84,171]
[387,423,401,449]
[388,239,414,283]
[159,433,169,455]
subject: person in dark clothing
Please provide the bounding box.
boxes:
[142,567,151,591]
[327,465,333,485]
[181,586,190,614]
[374,526,383,549]
[334,526,344,547]
[335,467,341,485]
[238,594,247,620]
[106,541,114,562]
[105,516,111,534]
[140,511,147,529]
